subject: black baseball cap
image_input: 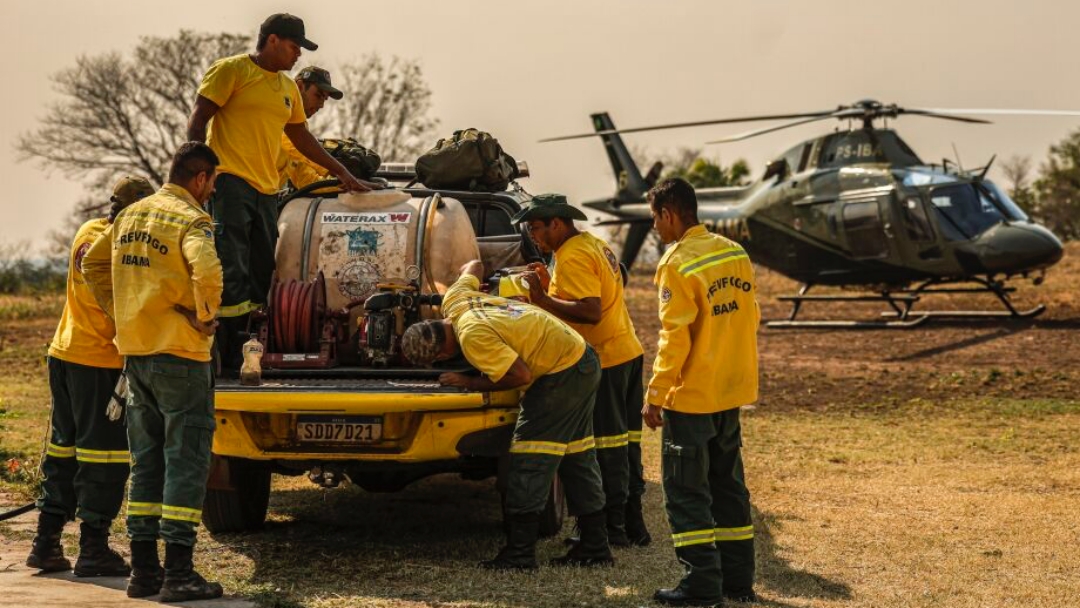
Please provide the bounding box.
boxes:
[296,66,343,100]
[260,13,318,51]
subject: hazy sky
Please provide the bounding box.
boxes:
[4,0,1080,247]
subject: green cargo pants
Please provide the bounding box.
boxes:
[505,346,606,517]
[662,407,754,599]
[38,357,128,528]
[209,173,278,369]
[594,355,644,512]
[124,354,215,546]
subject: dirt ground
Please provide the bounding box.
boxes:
[1,244,1078,608]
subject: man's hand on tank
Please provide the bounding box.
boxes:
[335,170,372,193]
[642,403,664,430]
[438,372,472,389]
[525,262,551,291]
[173,305,219,336]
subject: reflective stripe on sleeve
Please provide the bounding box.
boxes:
[628,430,643,443]
[46,443,76,458]
[713,525,754,542]
[678,247,749,277]
[75,448,130,464]
[127,502,163,517]
[161,504,202,523]
[594,433,630,449]
[671,528,718,548]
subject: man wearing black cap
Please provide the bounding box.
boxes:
[187,13,380,373]
[513,194,650,549]
[278,66,343,190]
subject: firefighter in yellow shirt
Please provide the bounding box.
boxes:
[27,176,153,578]
[401,260,613,571]
[277,66,342,190]
[643,178,760,607]
[83,143,224,602]
[186,13,379,374]
[512,193,651,548]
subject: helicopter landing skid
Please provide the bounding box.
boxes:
[768,277,1043,329]
[769,287,928,329]
[880,277,1046,321]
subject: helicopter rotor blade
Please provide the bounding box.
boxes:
[922,108,1080,119]
[898,109,992,124]
[539,111,836,143]
[704,115,838,144]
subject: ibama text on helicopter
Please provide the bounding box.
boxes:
[543,100,1070,328]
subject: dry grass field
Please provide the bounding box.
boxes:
[1,245,1078,607]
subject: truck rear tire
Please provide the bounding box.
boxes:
[202,457,271,533]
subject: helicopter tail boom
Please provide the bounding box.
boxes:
[591,112,650,203]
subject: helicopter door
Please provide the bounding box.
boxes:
[841,198,889,259]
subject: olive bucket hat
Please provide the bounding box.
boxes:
[510,193,588,224]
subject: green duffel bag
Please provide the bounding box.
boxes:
[324,138,382,180]
[415,129,519,192]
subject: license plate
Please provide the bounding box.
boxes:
[296,415,382,444]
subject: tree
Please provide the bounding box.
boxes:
[313,54,440,161]
[658,147,751,188]
[1000,154,1036,214]
[17,30,250,190]
[1032,130,1080,241]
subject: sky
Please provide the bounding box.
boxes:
[4,0,1080,248]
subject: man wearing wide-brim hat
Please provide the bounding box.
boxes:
[514,194,651,554]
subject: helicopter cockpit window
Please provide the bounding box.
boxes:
[981,182,1029,222]
[900,198,935,243]
[928,184,1005,240]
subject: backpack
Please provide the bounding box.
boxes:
[415,129,519,192]
[323,138,382,180]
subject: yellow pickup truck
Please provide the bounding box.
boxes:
[202,179,568,537]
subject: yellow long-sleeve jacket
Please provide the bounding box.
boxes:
[647,225,760,413]
[82,184,223,362]
[48,218,122,369]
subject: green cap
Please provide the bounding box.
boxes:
[510,193,588,224]
[260,13,318,51]
[296,66,343,100]
[111,175,155,206]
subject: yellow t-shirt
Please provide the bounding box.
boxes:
[443,274,586,382]
[278,133,328,190]
[48,218,123,369]
[549,232,644,369]
[199,54,307,194]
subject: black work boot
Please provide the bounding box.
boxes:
[550,510,614,567]
[723,587,758,603]
[26,512,71,573]
[625,495,652,547]
[126,540,164,598]
[74,522,131,577]
[160,543,223,603]
[480,512,540,571]
[653,585,723,607]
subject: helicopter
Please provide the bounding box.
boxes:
[541,100,1070,328]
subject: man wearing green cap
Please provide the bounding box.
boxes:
[27,175,154,578]
[400,260,613,570]
[278,66,344,190]
[187,13,381,374]
[514,194,650,549]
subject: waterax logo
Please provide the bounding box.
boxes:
[322,212,412,224]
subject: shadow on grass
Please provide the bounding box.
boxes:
[209,474,848,607]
